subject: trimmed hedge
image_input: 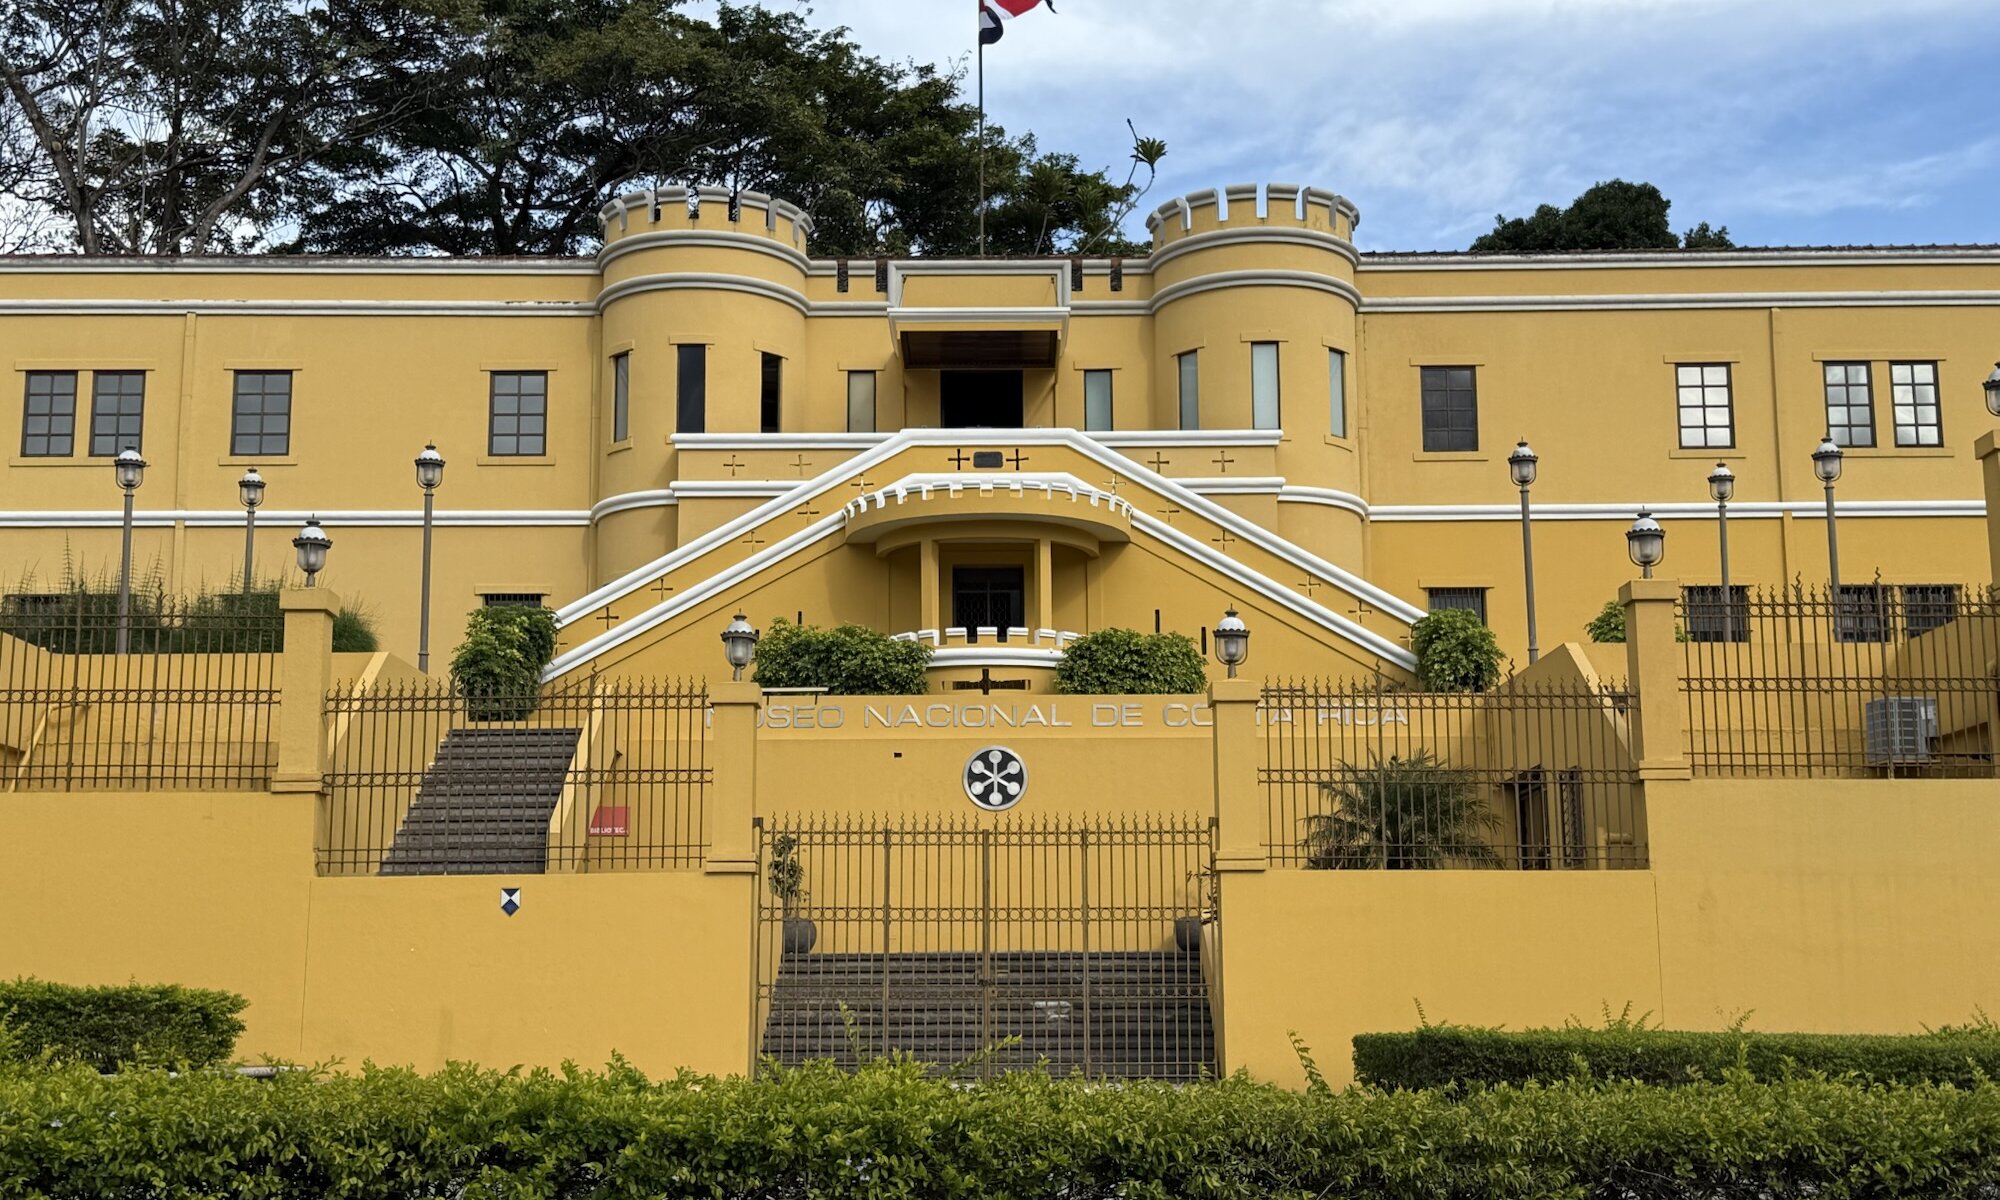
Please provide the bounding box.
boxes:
[1354,1022,2000,1091]
[3,1059,1999,1197]
[1053,627,1207,694]
[0,979,246,1073]
[752,618,932,694]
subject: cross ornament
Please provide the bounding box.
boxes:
[1161,505,1182,525]
[1103,474,1122,495]
[595,606,619,631]
[848,476,877,492]
[721,455,747,478]
[949,449,973,469]
[740,530,767,550]
[788,454,813,478]
[1006,448,1029,469]
[1297,576,1322,598]
[794,504,821,521]
[1146,453,1171,474]
[1211,530,1238,548]
[649,578,677,602]
[1211,450,1236,474]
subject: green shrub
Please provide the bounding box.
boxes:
[0,979,246,1072]
[1585,600,1625,643]
[0,563,378,655]
[1354,1021,2000,1091]
[1301,751,1499,869]
[331,605,380,653]
[1408,609,1502,692]
[1054,628,1207,694]
[450,605,559,719]
[752,618,931,694]
[1,1058,1997,1196]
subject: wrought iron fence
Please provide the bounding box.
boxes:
[320,676,709,876]
[754,815,1218,1082]
[1261,679,1645,870]
[1681,585,2000,778]
[0,593,283,790]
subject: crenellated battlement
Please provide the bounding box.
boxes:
[1145,183,1359,251]
[597,186,816,253]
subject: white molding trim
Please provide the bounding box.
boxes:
[1278,486,1370,518]
[928,646,1066,670]
[1360,248,2000,271]
[1151,268,1362,310]
[0,298,595,318]
[1149,225,1358,270]
[1367,499,1986,522]
[589,490,678,522]
[669,479,794,499]
[597,271,809,314]
[596,228,810,273]
[1361,290,2000,315]
[1178,476,1285,495]
[1088,430,1281,448]
[0,258,597,276]
[672,432,890,451]
[0,508,590,528]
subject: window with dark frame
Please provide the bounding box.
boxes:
[1426,586,1488,623]
[1675,363,1734,449]
[1834,583,1890,644]
[1176,351,1199,431]
[611,353,629,444]
[481,592,546,608]
[676,344,706,435]
[1419,366,1477,452]
[21,371,76,457]
[230,371,293,457]
[1250,342,1280,430]
[88,371,145,456]
[1890,361,1942,447]
[1329,348,1348,438]
[760,352,782,434]
[1681,584,1749,643]
[487,371,548,456]
[1083,369,1113,432]
[1902,584,1961,637]
[1822,362,1875,448]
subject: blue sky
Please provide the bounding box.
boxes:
[735,0,2000,251]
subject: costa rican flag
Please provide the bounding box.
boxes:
[980,0,1053,45]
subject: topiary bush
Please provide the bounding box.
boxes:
[752,618,931,694]
[0,978,247,1072]
[1054,628,1207,694]
[1585,600,1625,643]
[1353,1020,2000,1091]
[450,605,559,719]
[1409,609,1502,692]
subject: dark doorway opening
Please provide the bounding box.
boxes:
[953,566,1025,630]
[941,370,1024,428]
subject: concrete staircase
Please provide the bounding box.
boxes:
[379,727,581,876]
[760,949,1214,1080]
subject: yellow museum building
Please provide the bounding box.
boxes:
[4,183,2000,1088]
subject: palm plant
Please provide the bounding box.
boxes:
[1300,750,1501,870]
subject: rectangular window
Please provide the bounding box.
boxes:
[846,370,876,433]
[1890,361,1942,447]
[1250,342,1280,430]
[1329,349,1347,438]
[611,353,629,444]
[1176,351,1199,431]
[1834,583,1890,644]
[676,344,706,435]
[88,371,145,456]
[1902,584,1961,637]
[1682,584,1749,643]
[481,592,546,608]
[487,371,548,457]
[1822,362,1874,448]
[760,352,782,434]
[229,371,293,457]
[1083,369,1113,432]
[1419,366,1477,453]
[1426,587,1488,623]
[21,371,76,457]
[1675,363,1734,449]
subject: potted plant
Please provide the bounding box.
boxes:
[768,833,815,954]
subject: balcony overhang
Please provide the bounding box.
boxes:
[843,474,1132,555]
[888,310,1067,370]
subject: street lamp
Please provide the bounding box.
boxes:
[113,447,147,654]
[292,516,331,588]
[1984,362,2000,418]
[1812,435,1844,596]
[1626,509,1665,580]
[415,443,446,673]
[238,467,265,596]
[1707,462,1735,642]
[1213,608,1250,679]
[721,613,760,682]
[1508,439,1540,664]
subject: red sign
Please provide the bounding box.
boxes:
[588,806,629,837]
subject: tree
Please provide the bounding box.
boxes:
[1300,751,1501,870]
[1471,180,1732,253]
[1409,609,1503,692]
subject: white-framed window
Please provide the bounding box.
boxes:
[1250,342,1280,430]
[611,352,629,443]
[1889,361,1941,447]
[1177,351,1199,430]
[1328,349,1347,438]
[846,370,876,433]
[1675,363,1733,449]
[1083,369,1113,432]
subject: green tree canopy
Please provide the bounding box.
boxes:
[1471,180,1732,253]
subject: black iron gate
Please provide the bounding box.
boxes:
[754,816,1219,1081]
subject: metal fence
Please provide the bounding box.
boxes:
[0,594,282,790]
[1261,679,1646,869]
[320,676,710,876]
[1682,585,2000,778]
[754,816,1218,1081]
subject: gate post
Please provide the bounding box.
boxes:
[1620,581,1690,781]
[706,680,760,873]
[272,588,339,794]
[1209,679,1267,871]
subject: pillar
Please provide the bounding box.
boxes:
[1035,538,1055,632]
[1209,678,1266,871]
[272,588,339,794]
[705,679,761,874]
[1976,432,2000,587]
[1620,579,1689,781]
[919,538,940,631]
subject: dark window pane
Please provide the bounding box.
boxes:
[1419,366,1478,453]
[1902,584,1960,636]
[21,371,77,456]
[1426,587,1487,624]
[760,352,782,434]
[677,345,706,434]
[488,371,548,456]
[89,372,145,455]
[612,353,630,443]
[1682,585,1749,643]
[230,371,293,456]
[1835,585,1890,643]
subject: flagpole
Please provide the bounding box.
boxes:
[977,34,987,257]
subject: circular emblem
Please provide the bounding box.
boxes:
[963,745,1028,812]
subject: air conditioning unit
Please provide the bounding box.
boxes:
[1864,697,1939,765]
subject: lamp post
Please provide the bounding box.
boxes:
[292,516,331,588]
[1213,607,1250,679]
[721,613,760,682]
[1984,362,2000,418]
[1509,439,1540,664]
[113,447,147,654]
[238,467,265,596]
[1626,509,1665,580]
[414,443,446,673]
[1812,435,1844,596]
[1707,462,1735,641]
